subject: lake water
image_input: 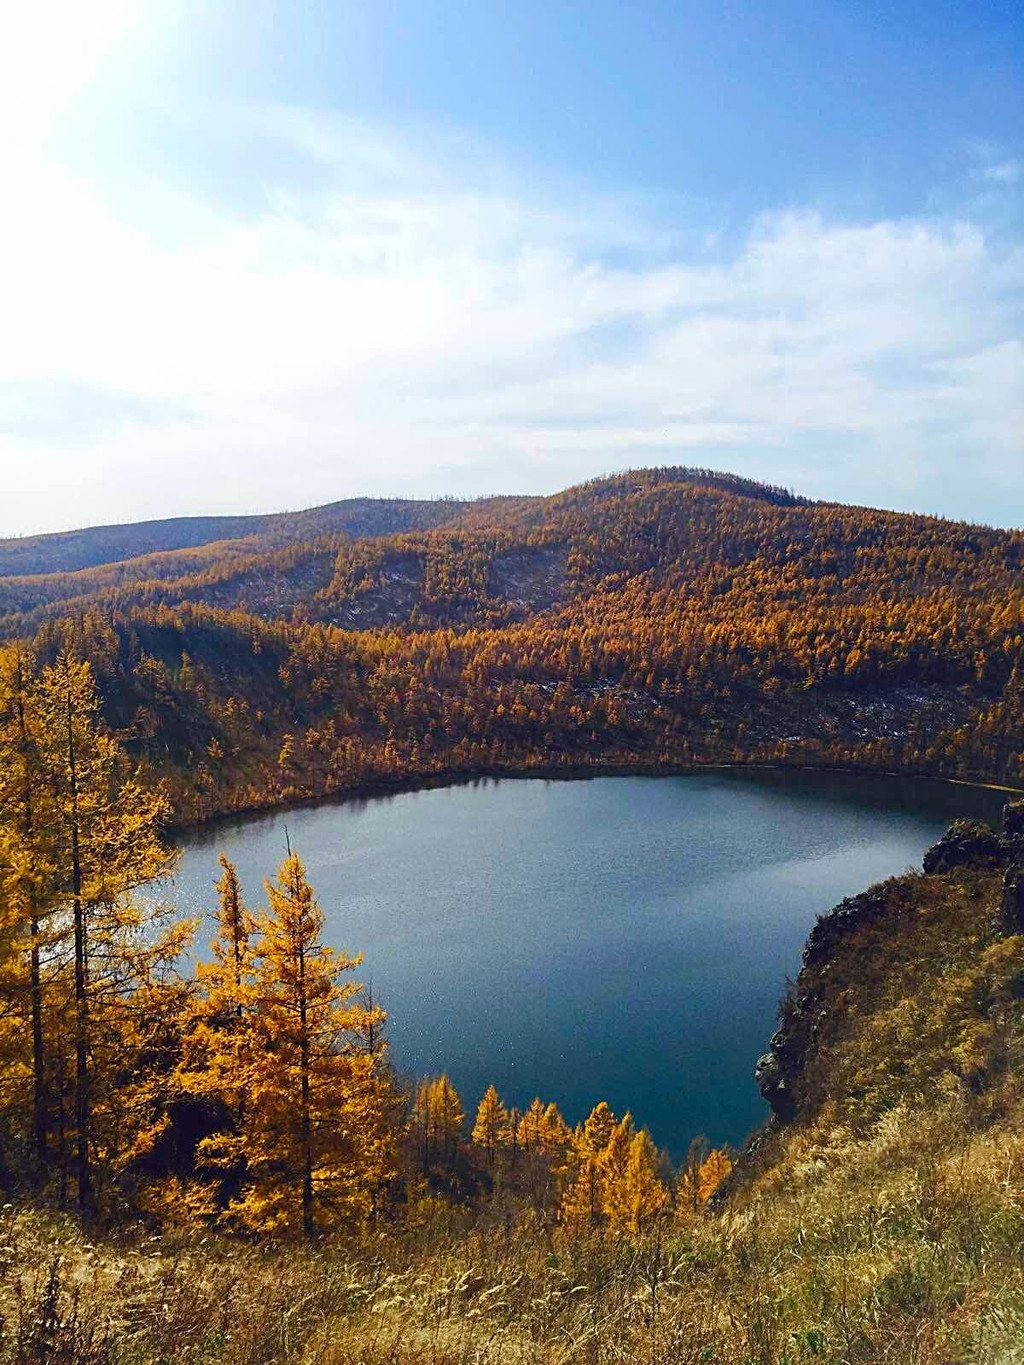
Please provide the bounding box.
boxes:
[172,770,1006,1157]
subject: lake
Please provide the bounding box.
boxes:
[171,769,1007,1157]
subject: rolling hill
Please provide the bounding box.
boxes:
[2,466,1021,822]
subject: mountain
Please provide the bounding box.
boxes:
[2,466,1021,821]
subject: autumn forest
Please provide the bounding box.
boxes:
[1,467,1021,835]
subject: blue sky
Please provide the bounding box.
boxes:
[0,0,1021,534]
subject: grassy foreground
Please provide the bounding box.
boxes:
[3,845,1023,1364]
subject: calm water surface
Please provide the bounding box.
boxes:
[172,771,1005,1157]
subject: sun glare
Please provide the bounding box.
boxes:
[0,0,142,122]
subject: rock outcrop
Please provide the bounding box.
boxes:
[755,885,894,1121]
[756,802,1024,1125]
[922,819,1011,875]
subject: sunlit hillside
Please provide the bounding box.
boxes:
[0,469,1019,826]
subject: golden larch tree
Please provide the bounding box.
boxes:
[472,1083,510,1165]
[205,851,395,1237]
[412,1074,465,1172]
[30,651,181,1213]
[517,1096,546,1152]
[620,1129,669,1231]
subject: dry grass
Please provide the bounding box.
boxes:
[3,1088,1023,1365]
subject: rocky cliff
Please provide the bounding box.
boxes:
[755,799,1024,1127]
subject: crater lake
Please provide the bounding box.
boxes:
[172,770,1007,1157]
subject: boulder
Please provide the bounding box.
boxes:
[754,1051,796,1123]
[922,820,1010,875]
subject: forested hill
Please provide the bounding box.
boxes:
[0,495,479,578]
[2,465,1022,821]
[0,467,800,581]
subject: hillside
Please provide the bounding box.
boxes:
[0,470,804,583]
[0,495,481,579]
[4,806,1022,1364]
[2,467,1021,823]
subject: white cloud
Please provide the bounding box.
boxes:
[0,107,1022,534]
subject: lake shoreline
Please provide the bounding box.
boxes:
[171,755,1024,841]
[172,760,990,1155]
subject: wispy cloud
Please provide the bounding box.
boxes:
[981,160,1021,185]
[1,107,1022,533]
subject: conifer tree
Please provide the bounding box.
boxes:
[560,1154,604,1226]
[697,1148,732,1204]
[577,1100,616,1159]
[0,643,52,1176]
[172,854,258,1211]
[204,851,395,1236]
[27,652,180,1212]
[620,1130,668,1231]
[472,1084,510,1165]
[540,1101,572,1159]
[412,1074,465,1173]
[602,1112,635,1184]
[517,1097,546,1152]
[676,1143,732,1213]
[560,1101,620,1227]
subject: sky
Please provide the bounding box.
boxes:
[0,0,1021,536]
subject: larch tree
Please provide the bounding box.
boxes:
[472,1084,510,1165]
[171,854,258,1216]
[620,1130,669,1231]
[517,1097,546,1153]
[577,1100,616,1159]
[676,1142,732,1214]
[207,851,395,1237]
[412,1074,465,1173]
[23,651,183,1213]
[560,1101,620,1227]
[560,1154,604,1227]
[598,1112,635,1224]
[540,1101,572,1160]
[697,1148,732,1204]
[210,854,254,1023]
[0,642,53,1177]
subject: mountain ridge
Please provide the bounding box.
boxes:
[0,467,811,579]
